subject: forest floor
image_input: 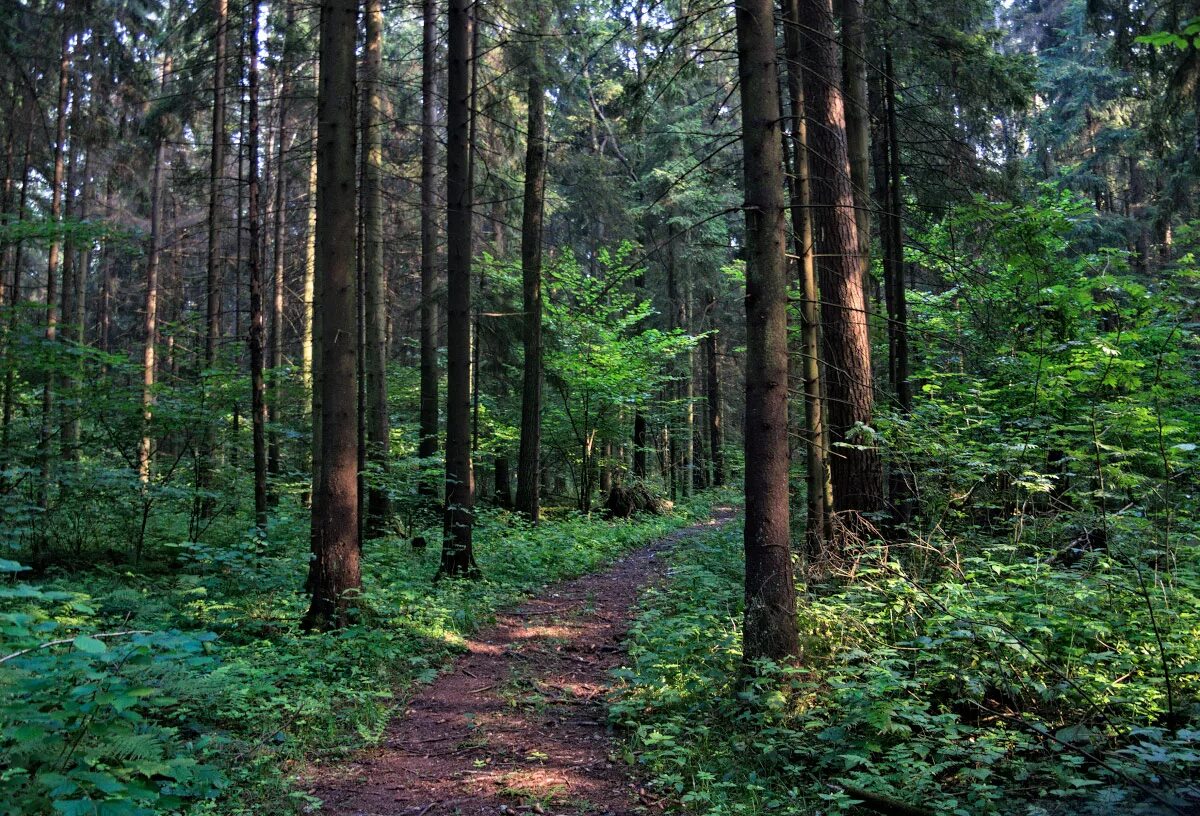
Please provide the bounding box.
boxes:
[305,506,736,816]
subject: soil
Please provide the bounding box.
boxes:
[305,507,735,816]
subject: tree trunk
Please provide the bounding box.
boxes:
[303,0,361,629]
[269,0,294,481]
[199,0,229,519]
[798,0,883,528]
[438,0,478,579]
[703,292,725,487]
[783,0,833,555]
[247,4,268,531]
[362,0,391,534]
[139,57,171,485]
[839,0,871,291]
[38,26,71,512]
[418,0,440,500]
[734,0,799,663]
[515,73,546,522]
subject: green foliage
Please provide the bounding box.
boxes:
[2,496,717,814]
[612,523,1200,816]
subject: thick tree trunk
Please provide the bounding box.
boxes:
[515,73,546,522]
[418,0,440,499]
[839,0,871,290]
[247,6,268,531]
[734,0,799,663]
[304,0,361,629]
[362,0,391,534]
[784,0,833,555]
[798,0,883,528]
[439,0,478,579]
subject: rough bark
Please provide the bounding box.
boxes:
[439,0,478,579]
[798,0,884,525]
[515,73,546,522]
[139,58,170,485]
[269,0,294,480]
[734,0,799,663]
[304,0,361,629]
[839,0,872,289]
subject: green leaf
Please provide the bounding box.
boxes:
[72,635,108,655]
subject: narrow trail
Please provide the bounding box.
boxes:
[307,506,736,816]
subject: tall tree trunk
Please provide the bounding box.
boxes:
[269,0,294,480]
[798,0,883,529]
[199,0,229,519]
[703,292,725,488]
[514,72,546,522]
[362,0,391,534]
[38,27,71,512]
[784,0,833,555]
[838,0,871,292]
[247,3,268,531]
[734,0,799,663]
[139,57,171,485]
[304,0,361,629]
[418,0,440,499]
[1,128,31,468]
[438,0,477,579]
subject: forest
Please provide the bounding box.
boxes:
[0,0,1198,812]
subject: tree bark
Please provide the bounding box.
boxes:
[734,0,799,663]
[798,0,883,527]
[362,0,391,534]
[439,0,478,579]
[418,0,440,499]
[839,0,872,291]
[783,0,833,555]
[304,0,361,629]
[515,73,546,522]
[269,0,294,481]
[247,3,268,531]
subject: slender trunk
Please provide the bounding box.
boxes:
[247,4,268,530]
[784,0,833,554]
[362,0,390,533]
[439,0,477,578]
[199,0,229,517]
[734,0,799,662]
[304,0,361,629]
[1,128,31,466]
[140,57,171,484]
[418,0,440,499]
[98,176,115,354]
[269,0,294,480]
[38,27,71,512]
[798,0,883,528]
[703,292,725,487]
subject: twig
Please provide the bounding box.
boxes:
[0,630,152,664]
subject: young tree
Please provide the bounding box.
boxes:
[734,0,799,663]
[304,0,361,629]
[439,0,478,578]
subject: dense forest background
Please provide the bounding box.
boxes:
[0,0,1198,812]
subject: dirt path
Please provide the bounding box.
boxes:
[307,507,734,816]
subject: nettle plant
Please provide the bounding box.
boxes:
[0,560,225,815]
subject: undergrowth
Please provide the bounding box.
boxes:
[0,493,723,816]
[611,521,1200,815]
